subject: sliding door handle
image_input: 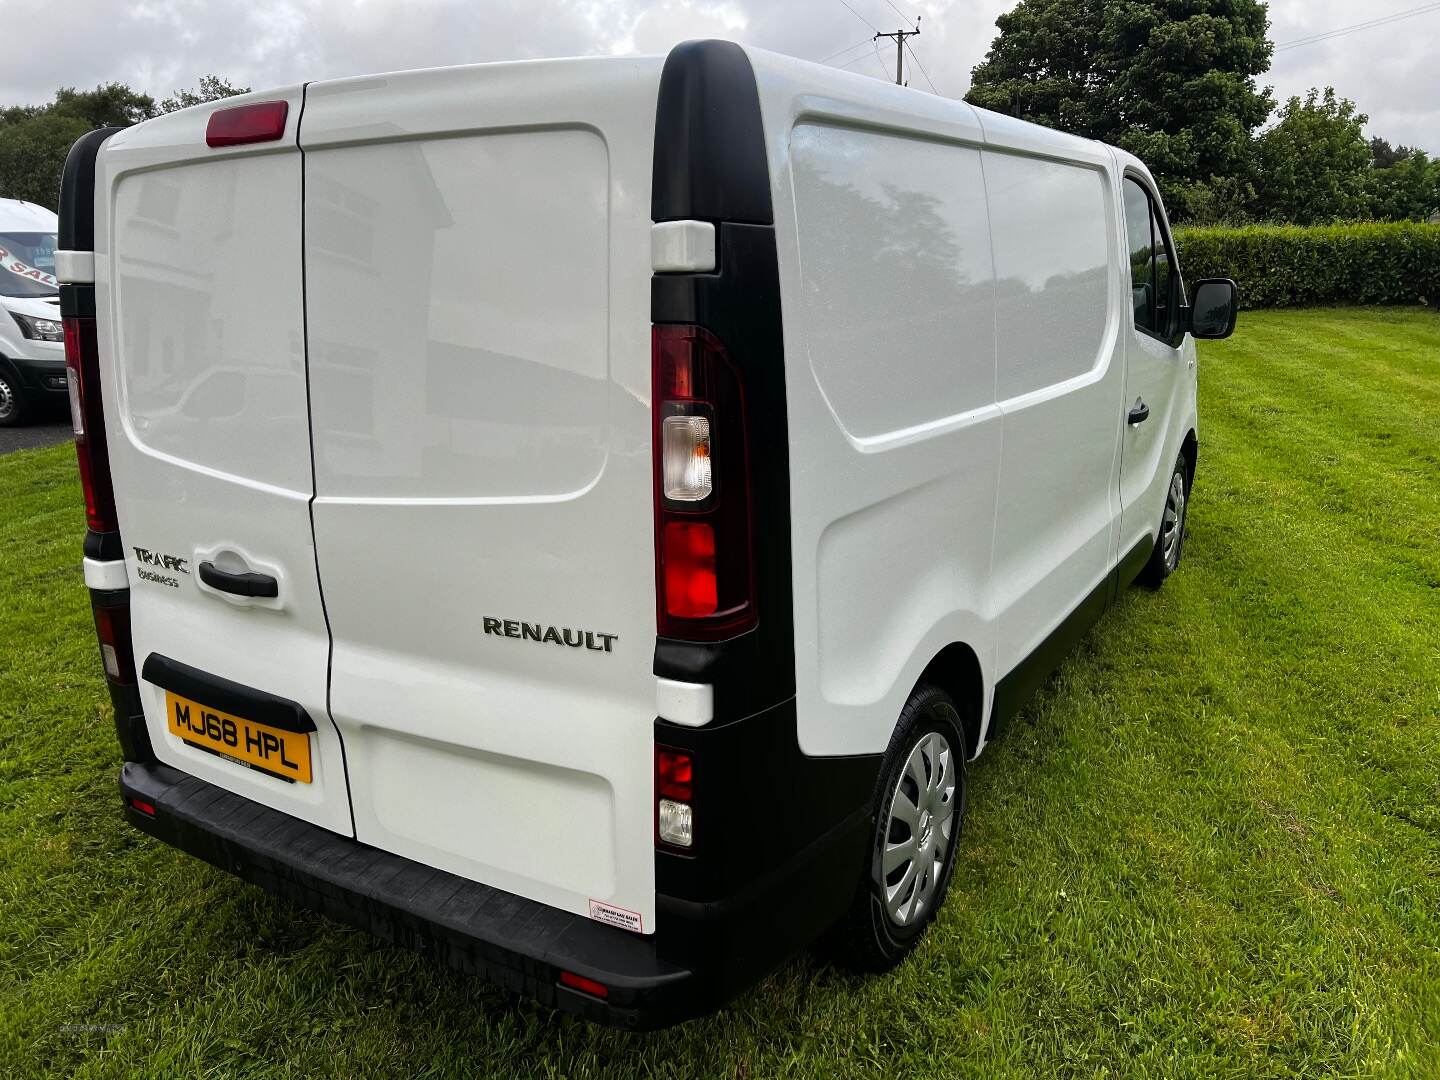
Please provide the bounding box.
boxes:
[1127,400,1150,426]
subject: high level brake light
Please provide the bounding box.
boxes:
[651,325,755,641]
[205,101,289,148]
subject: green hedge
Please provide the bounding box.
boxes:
[1174,222,1440,309]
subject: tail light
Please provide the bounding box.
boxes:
[652,325,755,640]
[656,745,695,850]
[62,313,118,533]
[91,595,136,685]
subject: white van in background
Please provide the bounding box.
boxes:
[58,41,1237,1028]
[0,198,67,426]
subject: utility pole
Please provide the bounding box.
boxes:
[874,16,921,85]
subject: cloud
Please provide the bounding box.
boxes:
[1266,0,1440,148]
[10,0,1436,150]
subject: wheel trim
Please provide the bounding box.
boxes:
[881,730,957,927]
[0,377,14,420]
[1160,469,1186,570]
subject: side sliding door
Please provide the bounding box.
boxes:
[984,147,1127,723]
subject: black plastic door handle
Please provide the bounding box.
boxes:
[199,561,278,598]
[1128,401,1150,425]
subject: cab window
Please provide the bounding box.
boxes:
[1123,178,1180,340]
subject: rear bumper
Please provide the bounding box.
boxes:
[119,758,870,1029]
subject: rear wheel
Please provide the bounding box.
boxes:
[0,369,24,427]
[827,682,967,972]
[1139,451,1189,588]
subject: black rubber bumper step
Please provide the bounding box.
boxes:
[119,761,692,1029]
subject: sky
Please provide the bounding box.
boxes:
[3,0,1437,152]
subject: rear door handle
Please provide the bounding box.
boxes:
[1127,400,1150,426]
[199,561,278,598]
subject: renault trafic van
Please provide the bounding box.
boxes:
[0,198,66,426]
[59,41,1238,1028]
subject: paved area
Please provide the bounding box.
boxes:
[0,418,72,456]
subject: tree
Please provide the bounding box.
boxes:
[159,75,250,114]
[1369,136,1415,170]
[0,113,92,208]
[967,0,1274,222]
[0,83,158,209]
[965,0,1110,137]
[0,77,246,211]
[50,83,157,128]
[1365,150,1440,222]
[1253,88,1370,224]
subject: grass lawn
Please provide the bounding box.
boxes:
[2,306,1438,1078]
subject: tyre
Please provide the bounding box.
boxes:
[827,682,968,972]
[1138,450,1189,589]
[0,369,24,427]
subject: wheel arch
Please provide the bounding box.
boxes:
[0,351,23,384]
[914,642,985,760]
[1181,427,1198,492]
[0,352,26,422]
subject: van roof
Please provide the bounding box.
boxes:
[0,198,58,232]
[102,42,1142,196]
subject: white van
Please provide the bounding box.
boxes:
[0,198,67,426]
[59,41,1237,1027]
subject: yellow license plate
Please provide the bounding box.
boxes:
[166,691,312,784]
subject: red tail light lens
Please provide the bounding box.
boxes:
[206,101,289,147]
[656,747,694,802]
[63,314,118,533]
[91,598,136,685]
[662,521,717,617]
[652,325,755,640]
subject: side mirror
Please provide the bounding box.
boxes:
[1187,278,1239,339]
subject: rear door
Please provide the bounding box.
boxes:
[298,61,662,930]
[96,91,353,835]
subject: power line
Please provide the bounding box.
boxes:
[1276,1,1440,48]
[835,0,881,34]
[1274,2,1440,51]
[869,45,895,80]
[820,37,876,64]
[881,0,916,23]
[904,40,939,93]
[835,47,890,81]
[835,44,894,81]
